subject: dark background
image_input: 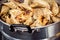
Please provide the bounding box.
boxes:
[0,32,2,40]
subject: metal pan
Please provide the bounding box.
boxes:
[0,20,60,40]
[0,0,60,40]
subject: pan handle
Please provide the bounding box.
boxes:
[10,24,32,33]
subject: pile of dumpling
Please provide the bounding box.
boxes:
[0,0,60,28]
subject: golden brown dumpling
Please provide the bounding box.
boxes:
[33,8,43,19]
[31,0,50,9]
[9,9,23,24]
[3,1,20,9]
[24,17,33,25]
[44,0,59,15]
[0,5,9,16]
[51,15,60,22]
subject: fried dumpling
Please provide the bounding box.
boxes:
[14,1,32,11]
[33,8,43,19]
[57,13,60,17]
[24,17,33,25]
[24,0,32,5]
[9,9,23,17]
[31,0,50,9]
[9,9,23,24]
[0,5,9,16]
[52,1,59,15]
[41,8,52,22]
[51,15,60,22]
[3,1,19,9]
[31,15,48,28]
[44,0,59,15]
[15,10,33,23]
[5,16,12,24]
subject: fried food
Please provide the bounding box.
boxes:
[44,0,59,15]
[5,16,12,24]
[24,17,33,25]
[33,8,43,19]
[0,5,9,16]
[31,0,50,9]
[52,1,59,15]
[31,15,49,28]
[0,0,60,28]
[51,15,60,22]
[57,13,60,17]
[41,8,53,23]
[3,1,21,10]
[9,9,23,17]
[57,6,60,17]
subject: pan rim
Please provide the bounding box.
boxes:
[0,19,60,29]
